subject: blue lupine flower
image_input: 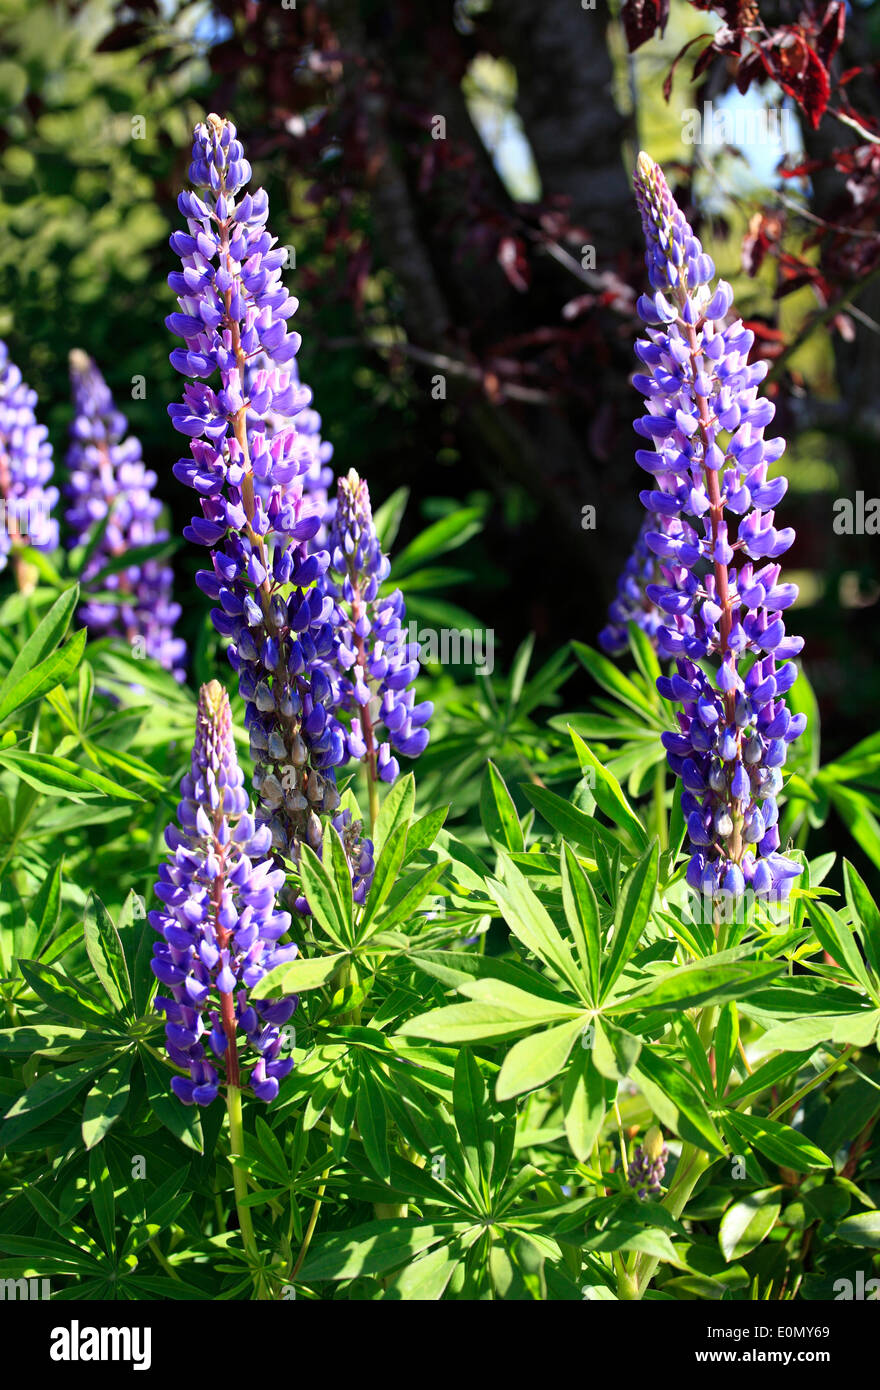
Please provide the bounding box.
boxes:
[0,341,58,580]
[149,680,297,1104]
[326,469,432,784]
[628,154,805,904]
[166,114,347,857]
[66,351,185,678]
[245,351,336,547]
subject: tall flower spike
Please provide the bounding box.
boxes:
[149,680,297,1105]
[0,341,58,586]
[630,154,806,906]
[326,469,432,785]
[66,351,186,678]
[245,351,336,547]
[166,114,346,858]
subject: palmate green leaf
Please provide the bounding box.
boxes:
[0,1234,104,1276]
[360,822,409,934]
[0,625,86,725]
[89,1149,117,1254]
[299,1218,468,1281]
[0,1052,115,1146]
[591,1018,641,1080]
[403,804,448,861]
[27,857,63,952]
[410,948,583,1007]
[559,842,601,1002]
[453,1049,495,1197]
[81,1056,134,1150]
[719,1188,782,1262]
[298,841,352,947]
[843,858,880,976]
[83,893,133,1012]
[373,485,409,550]
[372,772,415,856]
[808,898,874,993]
[383,1236,468,1300]
[487,854,585,1000]
[140,1048,203,1153]
[569,729,650,850]
[496,1017,585,1101]
[0,749,143,802]
[356,1058,390,1181]
[326,822,355,927]
[17,958,113,1027]
[401,996,571,1045]
[0,583,79,717]
[0,1023,88,1054]
[571,641,658,722]
[826,784,880,874]
[114,891,155,1017]
[480,760,524,854]
[633,1049,726,1155]
[601,840,660,1002]
[561,1046,610,1161]
[373,860,447,932]
[457,976,580,1021]
[726,1109,832,1173]
[627,620,662,690]
[252,950,349,1000]
[755,1012,880,1053]
[714,1004,739,1095]
[522,782,618,855]
[609,957,784,1017]
[391,506,484,580]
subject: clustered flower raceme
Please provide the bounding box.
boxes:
[166,114,348,859]
[245,352,336,547]
[326,469,432,784]
[628,1125,668,1199]
[0,340,58,577]
[149,680,297,1104]
[66,351,186,678]
[628,153,805,905]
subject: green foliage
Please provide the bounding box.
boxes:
[0,594,877,1301]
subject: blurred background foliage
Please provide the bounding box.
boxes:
[0,0,878,838]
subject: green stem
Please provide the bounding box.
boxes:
[226,1083,266,1299]
[365,759,379,838]
[631,1141,712,1296]
[653,759,668,851]
[291,1166,331,1282]
[767,1045,856,1122]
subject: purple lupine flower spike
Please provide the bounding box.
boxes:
[166,114,347,859]
[149,680,297,1104]
[66,351,186,678]
[0,341,58,585]
[326,469,433,784]
[630,154,805,906]
[245,352,336,546]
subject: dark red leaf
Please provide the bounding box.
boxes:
[815,1,846,69]
[622,0,670,53]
